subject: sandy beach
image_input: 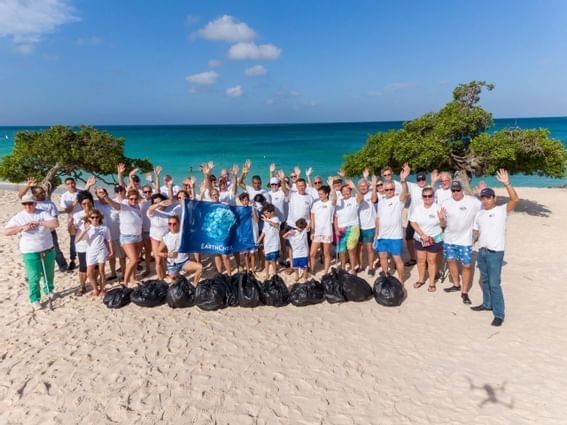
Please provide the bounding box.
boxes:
[1,187,566,425]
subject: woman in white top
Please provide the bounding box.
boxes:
[309,177,337,275]
[69,191,95,295]
[159,215,202,284]
[104,189,143,286]
[147,194,174,280]
[409,186,445,292]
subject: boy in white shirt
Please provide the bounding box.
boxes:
[257,204,281,279]
[283,218,309,283]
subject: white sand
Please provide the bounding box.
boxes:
[0,187,566,425]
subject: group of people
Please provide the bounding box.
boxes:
[5,160,519,326]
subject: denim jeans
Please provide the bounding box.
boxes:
[51,230,68,270]
[69,233,77,261]
[477,248,505,319]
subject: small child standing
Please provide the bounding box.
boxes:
[283,218,309,282]
[257,204,281,279]
[76,209,113,296]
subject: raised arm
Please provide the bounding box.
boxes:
[117,163,126,187]
[306,167,313,188]
[327,176,337,206]
[231,164,240,196]
[399,163,410,202]
[239,160,251,190]
[18,177,36,200]
[127,168,139,191]
[103,194,121,210]
[269,163,276,178]
[84,176,96,192]
[370,174,378,204]
[495,169,519,213]
[278,170,289,196]
[153,166,162,194]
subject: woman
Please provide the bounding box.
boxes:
[159,215,202,284]
[147,194,174,280]
[69,191,95,295]
[409,186,444,292]
[5,194,59,309]
[309,177,336,274]
[104,189,143,286]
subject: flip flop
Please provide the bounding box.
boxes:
[428,285,437,292]
[413,281,426,289]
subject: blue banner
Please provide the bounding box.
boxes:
[179,199,256,255]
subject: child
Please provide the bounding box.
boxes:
[238,192,259,274]
[283,218,309,282]
[257,204,281,279]
[76,209,113,297]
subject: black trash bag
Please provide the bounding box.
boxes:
[321,268,346,303]
[166,275,196,308]
[233,272,262,308]
[196,274,239,311]
[340,270,373,302]
[289,279,325,307]
[373,273,405,307]
[259,275,290,307]
[130,280,169,307]
[103,285,132,309]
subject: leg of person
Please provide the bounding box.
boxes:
[301,267,308,282]
[458,246,474,304]
[414,246,427,288]
[151,239,165,280]
[357,241,364,270]
[392,255,405,284]
[98,263,107,294]
[22,252,42,305]
[194,253,201,264]
[365,242,375,275]
[122,243,139,286]
[322,243,332,275]
[309,241,320,275]
[41,248,56,296]
[347,226,360,272]
[379,252,389,274]
[109,255,117,277]
[222,254,232,276]
[445,259,461,290]
[426,251,439,292]
[87,265,98,296]
[486,251,505,321]
[405,225,417,266]
[51,230,68,272]
[182,260,203,285]
[142,235,151,276]
[475,249,492,311]
[339,251,347,269]
[69,234,77,270]
[214,255,223,273]
[78,252,88,294]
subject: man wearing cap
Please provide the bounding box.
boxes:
[5,194,59,310]
[404,170,430,266]
[438,180,481,304]
[471,169,518,327]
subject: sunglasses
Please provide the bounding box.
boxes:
[417,176,426,181]
[90,216,101,219]
[290,175,297,179]
[384,188,394,192]
[143,190,152,194]
[382,173,392,177]
[451,189,462,193]
[22,202,34,206]
[377,183,383,187]
[422,194,433,199]
[270,183,278,186]
[314,181,322,185]
[128,197,138,201]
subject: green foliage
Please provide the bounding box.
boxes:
[0,125,152,188]
[343,81,566,178]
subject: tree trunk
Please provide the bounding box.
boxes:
[453,169,474,196]
[41,163,62,199]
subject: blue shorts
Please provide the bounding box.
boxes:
[292,257,308,270]
[444,243,473,265]
[360,228,375,244]
[373,238,403,256]
[265,251,279,261]
[120,234,142,245]
[167,259,188,276]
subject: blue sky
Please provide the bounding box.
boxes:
[1,0,566,125]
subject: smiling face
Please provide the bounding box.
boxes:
[383,182,395,198]
[422,188,434,205]
[480,194,497,210]
[440,173,451,190]
[358,179,369,194]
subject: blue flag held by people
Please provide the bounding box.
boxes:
[179,200,256,255]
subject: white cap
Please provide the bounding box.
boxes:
[21,194,37,203]
[269,177,280,185]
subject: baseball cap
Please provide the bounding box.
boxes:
[269,177,280,185]
[480,187,496,198]
[21,194,37,203]
[451,181,463,191]
[416,171,427,180]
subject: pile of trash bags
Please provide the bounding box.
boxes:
[103,269,405,310]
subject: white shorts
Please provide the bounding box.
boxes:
[86,249,108,266]
[111,240,125,259]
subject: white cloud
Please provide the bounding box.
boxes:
[226,85,244,97]
[208,59,222,68]
[76,36,101,46]
[0,0,78,52]
[194,15,256,42]
[186,70,219,85]
[244,64,267,77]
[228,42,281,60]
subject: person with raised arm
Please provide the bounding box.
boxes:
[239,159,271,203]
[431,170,452,206]
[334,175,363,273]
[471,169,519,327]
[305,167,321,202]
[68,190,96,294]
[374,163,411,283]
[309,176,337,275]
[357,171,379,276]
[94,186,125,281]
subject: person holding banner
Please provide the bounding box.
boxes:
[238,192,260,275]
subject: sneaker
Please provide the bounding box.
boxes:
[491,318,504,327]
[470,304,491,312]
[67,260,76,272]
[461,294,472,305]
[59,264,68,273]
[404,259,417,267]
[444,285,461,293]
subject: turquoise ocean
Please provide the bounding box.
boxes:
[1,117,566,188]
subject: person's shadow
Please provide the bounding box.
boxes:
[498,196,551,217]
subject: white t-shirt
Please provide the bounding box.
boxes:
[36,200,58,218]
[435,187,452,206]
[140,200,151,232]
[148,208,174,241]
[162,232,188,265]
[377,195,404,239]
[219,190,235,205]
[262,217,281,254]
[160,184,180,197]
[287,192,313,226]
[72,210,88,253]
[5,210,55,253]
[95,201,120,241]
[59,190,81,213]
[246,186,271,204]
[407,182,427,216]
[84,225,111,253]
[409,204,442,241]
[474,204,508,251]
[307,187,320,202]
[287,229,309,258]
[119,201,143,236]
[335,196,360,228]
[383,179,403,195]
[269,189,288,222]
[311,200,335,237]
[443,196,481,246]
[358,191,377,230]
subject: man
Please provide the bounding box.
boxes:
[374,164,410,283]
[5,194,59,310]
[471,169,518,327]
[381,166,403,195]
[239,160,271,203]
[159,174,180,197]
[404,170,430,267]
[305,167,322,202]
[357,175,378,275]
[438,180,481,305]
[432,170,452,206]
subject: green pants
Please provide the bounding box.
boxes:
[22,248,55,303]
